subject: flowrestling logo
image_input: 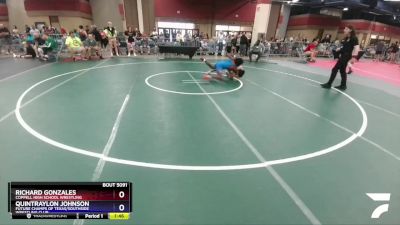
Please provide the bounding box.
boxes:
[366,193,391,219]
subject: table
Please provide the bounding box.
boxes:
[158,46,199,59]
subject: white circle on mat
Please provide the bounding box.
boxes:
[15,62,368,171]
[145,71,243,95]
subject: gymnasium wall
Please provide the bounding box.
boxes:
[58,17,92,32]
[90,0,125,31]
[124,0,139,31]
[6,0,92,32]
[0,1,7,25]
[285,29,319,41]
[142,0,155,34]
[154,0,256,23]
[265,3,281,40]
[154,0,258,35]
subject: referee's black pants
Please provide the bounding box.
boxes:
[327,55,351,87]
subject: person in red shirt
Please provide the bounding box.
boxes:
[304,38,319,62]
[60,27,67,36]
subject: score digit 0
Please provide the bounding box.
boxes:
[119,191,125,199]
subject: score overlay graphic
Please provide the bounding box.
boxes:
[8,182,132,220]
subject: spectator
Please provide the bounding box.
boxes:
[184,32,190,42]
[104,21,118,56]
[78,25,88,41]
[304,38,319,62]
[176,31,182,43]
[60,27,67,36]
[26,33,35,45]
[85,25,90,34]
[37,34,57,61]
[217,32,224,56]
[239,33,248,56]
[29,25,39,36]
[13,41,36,59]
[231,34,237,54]
[246,33,251,56]
[389,42,399,64]
[249,40,265,62]
[12,26,18,36]
[125,26,137,56]
[331,39,341,59]
[25,25,31,34]
[65,31,85,60]
[33,31,45,55]
[321,34,331,44]
[134,27,141,38]
[89,25,101,43]
[100,30,108,50]
[0,24,11,54]
[84,34,103,59]
[374,41,385,62]
[150,27,158,41]
[225,34,232,55]
[139,35,151,55]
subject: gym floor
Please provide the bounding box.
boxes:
[0,57,399,225]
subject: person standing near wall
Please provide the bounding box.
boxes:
[231,34,237,55]
[374,40,385,62]
[246,33,251,56]
[321,25,359,91]
[239,33,247,56]
[104,21,119,56]
[389,42,399,64]
[225,34,232,55]
[217,32,224,56]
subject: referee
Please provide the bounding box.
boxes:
[321,25,359,91]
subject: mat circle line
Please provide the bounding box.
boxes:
[14,62,368,171]
[145,71,243,95]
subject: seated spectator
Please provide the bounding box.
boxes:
[13,41,36,59]
[37,34,57,61]
[25,25,31,34]
[150,27,158,41]
[60,27,67,36]
[304,38,319,62]
[29,25,39,36]
[139,35,150,55]
[33,31,45,56]
[12,26,18,37]
[25,33,35,45]
[0,24,11,54]
[84,34,103,59]
[89,25,101,44]
[78,25,88,41]
[85,25,90,34]
[125,26,137,56]
[65,31,84,60]
[331,40,341,59]
[249,40,265,62]
[100,30,108,50]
